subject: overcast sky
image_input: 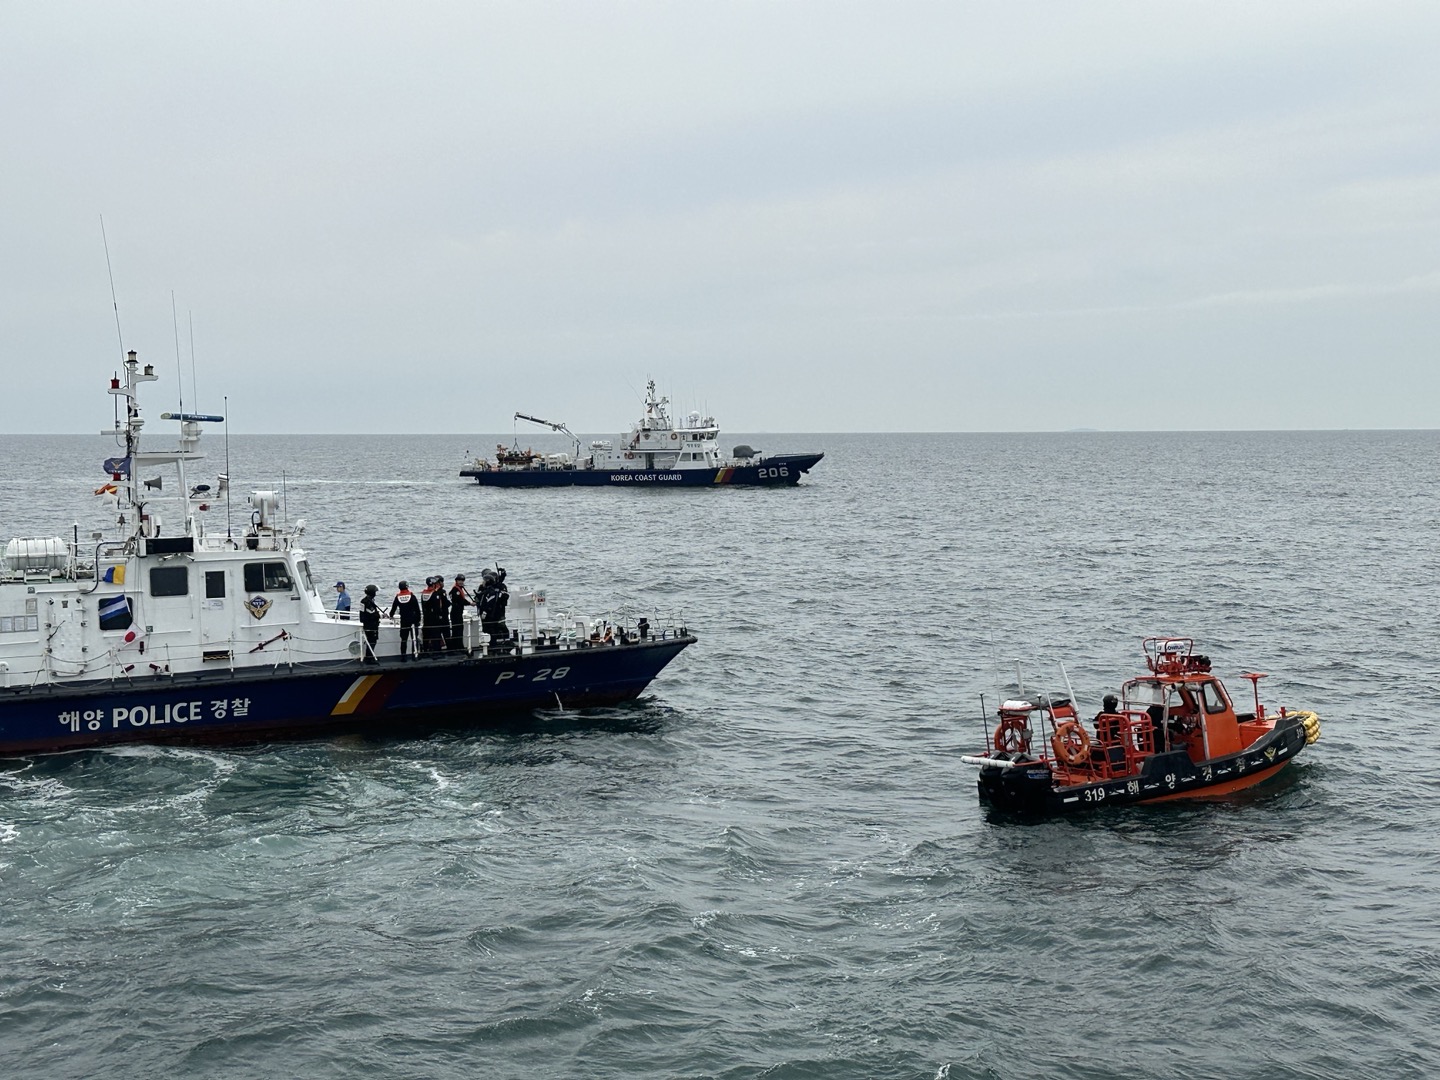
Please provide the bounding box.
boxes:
[3,2,1438,433]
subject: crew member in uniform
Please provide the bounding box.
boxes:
[1093,693,1124,768]
[333,581,351,618]
[1093,694,1120,738]
[358,584,381,664]
[421,576,449,655]
[388,580,420,661]
[477,567,509,647]
[447,574,470,652]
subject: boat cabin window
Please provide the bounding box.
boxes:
[1125,680,1166,707]
[1200,680,1230,714]
[295,559,316,594]
[244,561,294,593]
[205,570,226,599]
[149,566,189,597]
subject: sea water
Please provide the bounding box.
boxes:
[1,430,1437,1079]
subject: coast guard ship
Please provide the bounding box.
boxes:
[460,381,824,487]
[0,350,694,755]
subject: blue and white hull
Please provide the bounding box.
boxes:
[465,382,824,487]
[0,636,693,755]
[461,453,824,487]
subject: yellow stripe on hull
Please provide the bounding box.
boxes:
[332,674,382,715]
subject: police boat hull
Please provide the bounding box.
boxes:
[461,453,824,487]
[0,636,693,755]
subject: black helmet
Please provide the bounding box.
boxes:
[398,580,408,589]
[364,584,377,595]
[481,568,498,583]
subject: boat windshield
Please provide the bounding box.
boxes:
[1124,679,1167,707]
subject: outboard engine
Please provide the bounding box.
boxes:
[732,444,757,459]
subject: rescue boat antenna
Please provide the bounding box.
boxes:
[1059,662,1079,715]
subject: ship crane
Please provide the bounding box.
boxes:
[515,412,581,459]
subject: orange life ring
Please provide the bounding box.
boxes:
[1051,721,1091,766]
[670,432,678,440]
[992,717,1031,754]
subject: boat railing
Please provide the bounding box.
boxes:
[969,706,1160,784]
[1046,710,1158,784]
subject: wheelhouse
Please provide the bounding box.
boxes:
[1120,637,1269,762]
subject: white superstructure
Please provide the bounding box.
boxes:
[0,351,567,690]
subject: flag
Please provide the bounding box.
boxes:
[102,456,131,477]
[98,595,133,632]
[120,624,146,651]
[102,565,125,585]
[94,482,118,496]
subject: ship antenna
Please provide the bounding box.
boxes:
[100,214,125,363]
[188,310,199,412]
[1059,661,1079,715]
[172,292,184,415]
[171,292,188,504]
[223,395,233,540]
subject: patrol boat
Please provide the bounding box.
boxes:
[460,380,824,486]
[0,350,694,755]
[961,638,1321,814]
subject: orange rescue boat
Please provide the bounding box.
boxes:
[964,638,1321,813]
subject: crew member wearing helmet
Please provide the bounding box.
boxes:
[477,566,509,647]
[447,574,470,652]
[1093,693,1123,760]
[388,580,420,661]
[420,576,449,655]
[358,584,382,664]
